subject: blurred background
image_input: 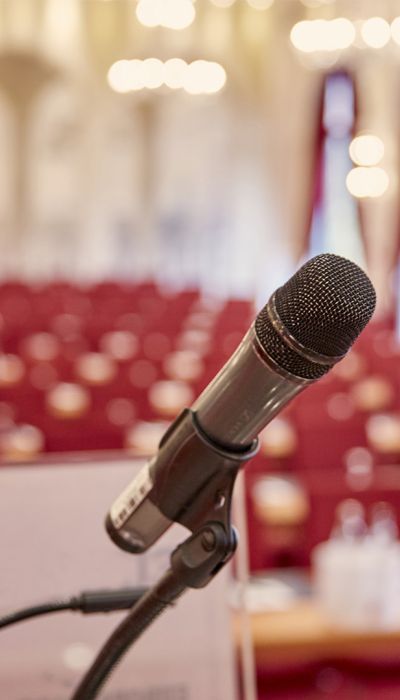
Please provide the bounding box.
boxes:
[3,0,400,698]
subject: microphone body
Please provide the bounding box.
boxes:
[106,254,376,554]
[193,326,309,448]
[106,326,309,553]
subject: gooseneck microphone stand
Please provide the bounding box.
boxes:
[71,522,237,700]
[0,415,258,700]
[71,429,259,700]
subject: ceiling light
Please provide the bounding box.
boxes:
[361,17,390,48]
[349,134,384,166]
[346,166,389,198]
[163,58,188,89]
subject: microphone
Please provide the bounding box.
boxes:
[106,254,376,554]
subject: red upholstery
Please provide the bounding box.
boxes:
[1,282,400,572]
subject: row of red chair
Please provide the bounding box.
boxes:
[2,280,400,573]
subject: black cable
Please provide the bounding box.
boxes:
[0,587,148,631]
[71,569,186,700]
[0,600,72,629]
[70,522,233,700]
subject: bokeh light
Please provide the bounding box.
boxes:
[290,18,355,53]
[326,393,354,421]
[136,0,160,27]
[124,59,146,91]
[125,421,170,455]
[46,382,91,419]
[0,354,25,387]
[183,60,226,94]
[246,0,274,9]
[136,0,195,31]
[163,57,188,89]
[360,17,391,49]
[290,21,321,54]
[346,166,389,198]
[366,413,400,454]
[142,58,164,89]
[161,0,196,30]
[260,417,298,458]
[107,60,135,93]
[391,17,400,46]
[0,424,44,462]
[108,58,226,95]
[349,134,384,166]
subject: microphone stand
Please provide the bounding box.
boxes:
[71,522,236,700]
[70,441,256,700]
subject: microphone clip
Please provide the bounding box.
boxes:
[169,521,238,590]
[106,408,258,554]
[155,408,259,547]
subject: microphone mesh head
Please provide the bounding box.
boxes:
[255,254,376,380]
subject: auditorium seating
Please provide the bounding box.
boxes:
[0,282,252,456]
[1,280,400,575]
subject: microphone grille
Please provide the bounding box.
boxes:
[255,254,376,380]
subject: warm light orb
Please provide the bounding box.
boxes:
[163,350,203,381]
[203,62,227,93]
[351,376,394,412]
[326,393,354,421]
[108,58,226,95]
[148,380,194,417]
[46,382,90,419]
[125,421,170,456]
[22,332,60,362]
[260,417,298,458]
[346,167,389,198]
[160,0,195,30]
[252,476,310,526]
[107,59,144,93]
[136,0,195,30]
[107,60,134,93]
[1,424,45,462]
[0,354,25,387]
[176,328,211,353]
[349,134,384,166]
[164,58,188,88]
[184,60,211,94]
[136,0,162,28]
[290,20,319,53]
[75,352,117,385]
[100,331,138,361]
[366,413,400,454]
[247,0,274,9]
[329,17,355,50]
[142,58,164,89]
[126,59,146,90]
[361,17,391,48]
[290,18,355,53]
[184,60,226,94]
[391,17,400,46]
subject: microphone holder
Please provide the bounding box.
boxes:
[71,463,244,700]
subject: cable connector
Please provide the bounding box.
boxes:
[71,588,148,614]
[0,587,148,631]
